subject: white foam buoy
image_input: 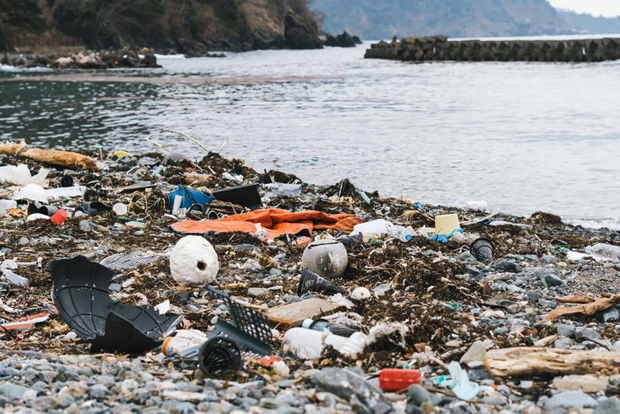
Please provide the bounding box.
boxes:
[301,239,348,279]
[170,236,219,286]
[351,287,371,300]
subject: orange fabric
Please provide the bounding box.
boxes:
[170,209,364,239]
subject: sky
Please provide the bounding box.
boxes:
[548,0,620,17]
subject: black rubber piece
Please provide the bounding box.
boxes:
[51,256,182,352]
[83,189,99,202]
[212,184,262,210]
[297,267,347,296]
[60,175,74,187]
[82,201,112,216]
[28,202,59,217]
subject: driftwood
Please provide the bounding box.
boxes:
[556,295,595,304]
[0,139,98,171]
[484,347,620,377]
[545,293,620,322]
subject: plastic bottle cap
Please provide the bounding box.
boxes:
[301,319,313,329]
[405,234,412,241]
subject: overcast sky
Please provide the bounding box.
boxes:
[548,0,620,17]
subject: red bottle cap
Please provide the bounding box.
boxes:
[51,210,68,226]
[379,368,422,391]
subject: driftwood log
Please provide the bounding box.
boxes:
[0,139,98,172]
[484,347,620,377]
[545,293,620,322]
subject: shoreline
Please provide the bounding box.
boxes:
[1,145,620,412]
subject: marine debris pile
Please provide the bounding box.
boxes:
[365,35,620,63]
[1,138,620,413]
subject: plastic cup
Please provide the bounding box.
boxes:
[113,203,128,216]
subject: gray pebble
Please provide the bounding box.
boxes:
[557,324,576,338]
[0,383,29,400]
[89,384,109,400]
[594,397,620,414]
[543,390,598,410]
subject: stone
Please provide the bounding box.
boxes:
[31,396,57,411]
[534,269,564,286]
[554,336,571,349]
[595,397,620,414]
[163,391,206,403]
[89,384,109,400]
[0,383,29,400]
[407,384,442,407]
[598,307,620,323]
[552,375,609,393]
[575,328,602,341]
[556,324,576,338]
[248,288,268,298]
[314,368,392,414]
[170,236,219,285]
[493,261,522,273]
[541,255,558,264]
[460,341,486,365]
[543,390,598,411]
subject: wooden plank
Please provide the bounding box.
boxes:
[484,347,620,377]
[265,298,344,330]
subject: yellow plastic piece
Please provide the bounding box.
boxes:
[114,151,133,158]
[434,214,460,235]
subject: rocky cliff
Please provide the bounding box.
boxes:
[312,0,577,40]
[0,0,323,53]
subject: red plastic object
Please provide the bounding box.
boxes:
[379,369,422,391]
[259,355,282,367]
[51,209,68,225]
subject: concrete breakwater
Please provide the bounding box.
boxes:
[365,35,620,63]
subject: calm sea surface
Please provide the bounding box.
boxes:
[1,36,619,229]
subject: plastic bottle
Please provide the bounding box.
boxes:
[264,183,302,197]
[329,332,367,355]
[379,369,422,391]
[254,223,268,241]
[0,200,17,212]
[302,319,358,337]
[387,223,416,242]
[162,329,208,357]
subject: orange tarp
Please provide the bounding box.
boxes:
[170,209,364,240]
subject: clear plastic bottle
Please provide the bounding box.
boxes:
[387,224,416,242]
[302,318,358,337]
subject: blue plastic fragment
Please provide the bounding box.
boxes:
[430,228,464,244]
[167,185,215,210]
